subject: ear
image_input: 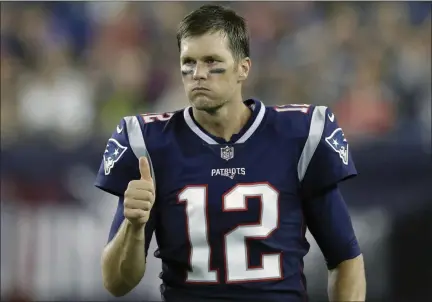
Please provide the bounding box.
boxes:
[238,57,251,81]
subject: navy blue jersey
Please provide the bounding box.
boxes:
[95,99,359,302]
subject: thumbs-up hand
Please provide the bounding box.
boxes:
[124,157,155,226]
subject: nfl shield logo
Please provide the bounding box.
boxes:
[220,146,234,161]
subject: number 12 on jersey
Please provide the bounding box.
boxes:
[178,183,283,284]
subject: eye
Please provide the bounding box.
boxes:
[182,59,195,66]
[205,58,217,64]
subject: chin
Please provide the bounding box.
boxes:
[190,95,227,112]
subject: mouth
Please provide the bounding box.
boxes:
[192,87,210,92]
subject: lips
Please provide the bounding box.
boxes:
[192,87,210,91]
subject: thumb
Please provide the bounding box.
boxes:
[139,157,152,181]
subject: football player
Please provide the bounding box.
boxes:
[96,4,366,302]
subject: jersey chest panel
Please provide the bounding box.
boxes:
[150,128,306,285]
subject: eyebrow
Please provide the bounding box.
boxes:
[181,54,224,62]
[181,56,194,62]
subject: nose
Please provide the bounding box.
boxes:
[192,63,208,80]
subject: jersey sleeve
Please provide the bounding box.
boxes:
[97,117,157,260]
[299,106,357,196]
[94,116,151,196]
[303,185,361,269]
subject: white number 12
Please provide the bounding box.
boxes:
[177,183,282,284]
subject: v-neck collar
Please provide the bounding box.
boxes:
[183,99,266,145]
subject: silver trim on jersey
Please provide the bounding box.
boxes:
[183,101,266,145]
[124,116,156,187]
[236,103,266,144]
[183,109,218,145]
[297,106,327,182]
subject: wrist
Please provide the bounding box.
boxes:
[126,220,145,240]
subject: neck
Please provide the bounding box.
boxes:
[192,98,251,142]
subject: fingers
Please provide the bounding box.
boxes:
[125,186,154,201]
[127,179,154,194]
[139,157,152,182]
[124,208,149,222]
[124,198,153,211]
[124,163,155,226]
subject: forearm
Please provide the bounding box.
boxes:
[101,220,146,296]
[328,254,366,301]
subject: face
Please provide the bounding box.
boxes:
[180,32,250,112]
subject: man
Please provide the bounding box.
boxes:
[95,4,366,302]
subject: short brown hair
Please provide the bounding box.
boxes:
[176,4,250,60]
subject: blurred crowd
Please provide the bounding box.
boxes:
[1,2,431,206]
[1,2,430,148]
[1,1,431,201]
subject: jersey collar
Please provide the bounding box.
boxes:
[183,99,266,145]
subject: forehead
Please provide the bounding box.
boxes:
[180,32,233,60]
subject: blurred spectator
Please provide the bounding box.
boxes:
[16,40,94,148]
